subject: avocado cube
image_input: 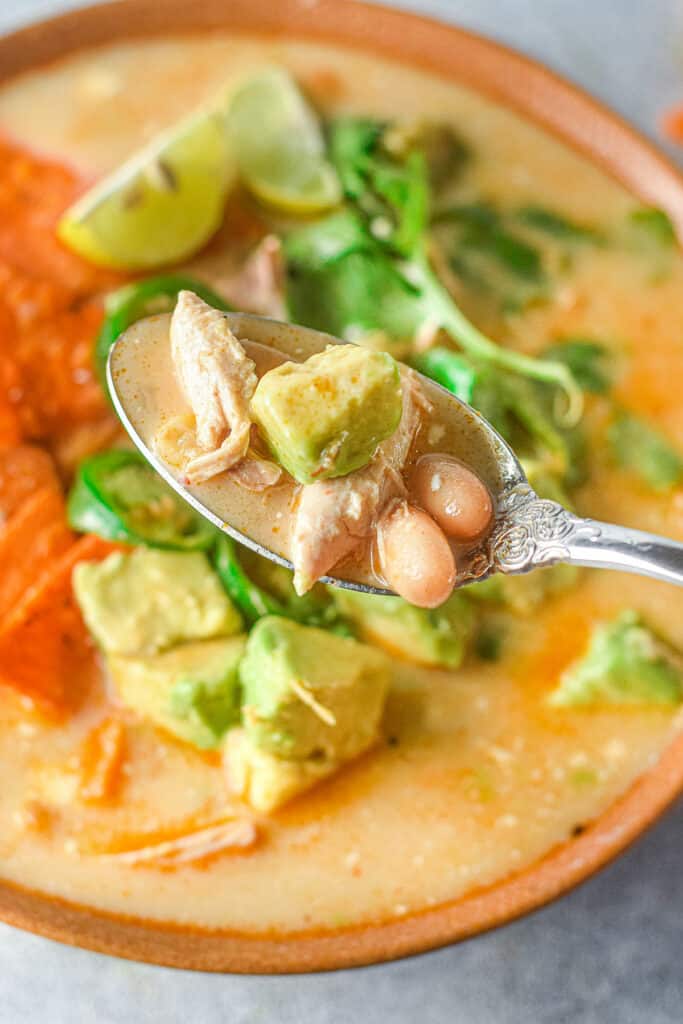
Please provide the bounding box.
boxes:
[333,590,473,669]
[108,636,246,749]
[224,728,338,812]
[239,616,390,761]
[550,610,683,707]
[73,548,241,656]
[251,345,402,483]
[469,562,579,615]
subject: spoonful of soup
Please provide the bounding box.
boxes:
[108,292,683,607]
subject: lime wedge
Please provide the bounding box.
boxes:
[58,108,235,270]
[227,67,341,214]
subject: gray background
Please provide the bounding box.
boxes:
[0,2,681,1021]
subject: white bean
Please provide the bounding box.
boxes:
[410,454,493,542]
[376,501,456,608]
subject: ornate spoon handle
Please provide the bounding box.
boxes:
[488,488,683,587]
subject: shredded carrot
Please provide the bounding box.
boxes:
[0,139,125,445]
[0,444,61,521]
[79,717,127,804]
[0,534,123,711]
[0,138,131,708]
[98,819,259,868]
[0,350,22,448]
[0,486,73,620]
[661,104,683,144]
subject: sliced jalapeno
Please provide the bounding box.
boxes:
[213,535,285,627]
[67,449,217,550]
[95,274,232,389]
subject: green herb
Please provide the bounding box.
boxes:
[329,117,384,203]
[474,621,504,661]
[516,204,602,243]
[412,345,584,489]
[472,370,574,478]
[67,449,217,550]
[329,117,427,255]
[383,120,470,191]
[609,411,683,491]
[543,338,611,394]
[283,207,372,267]
[410,347,477,403]
[437,203,543,282]
[291,117,581,414]
[627,207,676,249]
[432,202,498,231]
[520,461,573,508]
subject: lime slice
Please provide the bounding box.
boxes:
[58,108,235,270]
[227,67,341,214]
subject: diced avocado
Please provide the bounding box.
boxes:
[549,610,683,707]
[251,344,402,483]
[239,616,389,761]
[225,728,338,812]
[73,548,241,656]
[108,637,245,748]
[470,563,579,615]
[333,590,473,669]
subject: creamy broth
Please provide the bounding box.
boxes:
[0,35,681,935]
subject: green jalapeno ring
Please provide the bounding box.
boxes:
[213,535,285,627]
[68,449,217,551]
[95,274,232,390]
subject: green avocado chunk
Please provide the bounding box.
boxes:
[73,548,242,656]
[225,728,340,812]
[239,616,390,762]
[332,590,473,669]
[108,637,245,749]
[251,344,402,483]
[470,563,579,615]
[549,610,683,707]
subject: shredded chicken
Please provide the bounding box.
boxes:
[291,373,425,594]
[227,454,282,491]
[168,290,257,485]
[98,819,258,867]
[221,235,287,319]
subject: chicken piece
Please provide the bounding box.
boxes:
[169,291,257,485]
[221,235,287,320]
[291,373,425,594]
[228,454,282,492]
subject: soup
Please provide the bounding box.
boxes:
[0,34,681,938]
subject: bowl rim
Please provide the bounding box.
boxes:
[0,0,682,974]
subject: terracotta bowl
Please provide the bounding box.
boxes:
[1,0,682,974]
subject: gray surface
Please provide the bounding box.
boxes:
[0,1,682,1021]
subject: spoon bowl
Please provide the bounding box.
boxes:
[108,311,683,595]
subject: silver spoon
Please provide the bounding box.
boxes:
[108,311,683,595]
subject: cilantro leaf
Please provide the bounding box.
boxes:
[627,207,676,249]
[410,347,477,403]
[516,205,602,243]
[286,119,582,414]
[544,338,611,394]
[609,411,683,491]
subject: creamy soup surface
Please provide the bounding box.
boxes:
[0,35,681,933]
